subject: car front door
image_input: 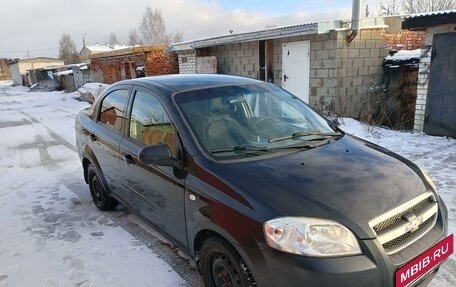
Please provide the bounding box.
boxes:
[89,86,131,195]
[118,87,187,247]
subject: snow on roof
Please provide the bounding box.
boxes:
[404,9,456,19]
[84,44,131,53]
[40,63,88,71]
[54,70,73,77]
[385,49,421,61]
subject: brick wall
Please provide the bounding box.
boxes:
[90,53,146,83]
[90,50,178,84]
[145,50,179,76]
[382,30,426,51]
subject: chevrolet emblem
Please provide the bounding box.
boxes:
[403,212,423,233]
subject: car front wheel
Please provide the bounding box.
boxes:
[198,237,256,287]
[87,164,118,211]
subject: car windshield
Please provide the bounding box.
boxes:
[174,83,340,159]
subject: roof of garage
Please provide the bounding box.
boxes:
[167,22,320,51]
[402,10,456,30]
[167,16,395,52]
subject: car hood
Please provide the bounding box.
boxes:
[206,135,430,239]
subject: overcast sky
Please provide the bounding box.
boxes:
[0,0,379,59]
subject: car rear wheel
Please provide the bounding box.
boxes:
[198,237,256,287]
[87,164,118,211]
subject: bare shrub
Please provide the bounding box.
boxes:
[316,96,344,127]
[358,79,414,132]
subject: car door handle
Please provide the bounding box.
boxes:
[89,134,97,141]
[124,154,135,165]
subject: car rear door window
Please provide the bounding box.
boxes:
[129,90,175,149]
[99,89,129,133]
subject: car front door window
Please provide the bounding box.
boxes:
[129,90,175,149]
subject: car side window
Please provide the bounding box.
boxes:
[129,90,175,149]
[99,89,129,133]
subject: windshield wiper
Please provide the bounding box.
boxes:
[211,145,270,154]
[268,131,342,143]
[274,138,331,149]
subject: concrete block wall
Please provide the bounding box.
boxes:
[269,30,388,117]
[178,51,196,74]
[208,42,259,78]
[180,28,390,117]
[334,29,389,116]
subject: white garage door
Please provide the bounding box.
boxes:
[282,41,310,103]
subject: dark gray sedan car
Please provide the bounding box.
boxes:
[75,74,451,287]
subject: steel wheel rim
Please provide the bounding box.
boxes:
[91,173,102,200]
[211,253,240,287]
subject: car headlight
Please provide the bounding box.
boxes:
[263,217,362,257]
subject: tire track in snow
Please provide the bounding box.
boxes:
[19,111,77,152]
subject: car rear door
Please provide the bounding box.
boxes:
[88,85,131,195]
[118,86,187,247]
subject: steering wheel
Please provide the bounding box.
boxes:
[252,117,278,129]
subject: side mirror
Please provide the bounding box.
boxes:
[138,144,174,166]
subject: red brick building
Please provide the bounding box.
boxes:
[381,30,426,51]
[80,45,178,84]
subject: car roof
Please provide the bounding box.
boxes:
[115,74,264,94]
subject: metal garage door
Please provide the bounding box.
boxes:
[424,32,456,138]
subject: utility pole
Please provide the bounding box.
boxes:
[82,33,87,49]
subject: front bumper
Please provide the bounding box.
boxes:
[239,201,448,287]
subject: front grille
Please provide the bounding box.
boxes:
[373,197,432,233]
[381,217,434,253]
[369,191,438,255]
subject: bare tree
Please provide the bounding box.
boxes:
[379,0,402,15]
[138,6,183,45]
[169,31,183,43]
[365,4,371,17]
[139,6,167,44]
[58,33,79,64]
[403,0,456,14]
[128,28,142,46]
[108,33,118,46]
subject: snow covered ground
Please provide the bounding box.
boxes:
[0,83,454,286]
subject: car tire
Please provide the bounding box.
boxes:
[87,164,118,211]
[198,237,256,287]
